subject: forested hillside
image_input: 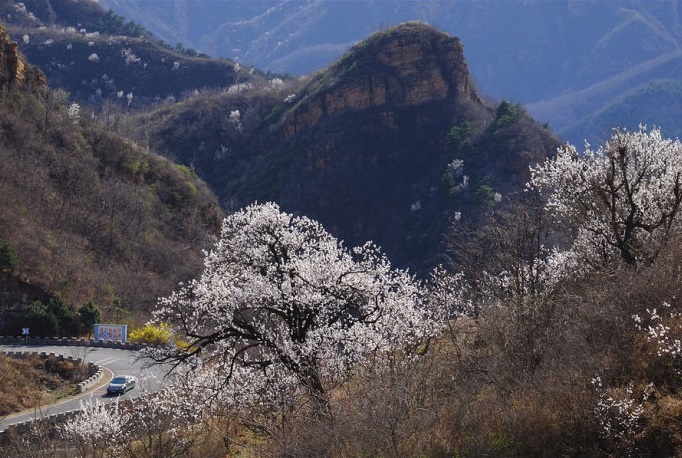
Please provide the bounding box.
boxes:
[0,21,221,332]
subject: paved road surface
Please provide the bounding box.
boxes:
[0,344,172,432]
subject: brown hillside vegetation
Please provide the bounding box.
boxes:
[0,28,222,328]
[0,353,91,416]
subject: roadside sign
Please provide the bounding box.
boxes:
[94,324,127,342]
[21,328,29,335]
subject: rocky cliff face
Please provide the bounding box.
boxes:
[0,22,44,91]
[282,22,480,138]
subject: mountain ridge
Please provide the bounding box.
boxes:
[0,13,558,330]
[96,0,682,146]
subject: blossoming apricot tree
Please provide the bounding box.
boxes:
[530,126,682,268]
[150,202,444,419]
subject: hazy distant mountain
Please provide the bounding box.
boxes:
[97,0,682,146]
[559,79,682,145]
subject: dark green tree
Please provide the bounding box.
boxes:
[24,301,59,337]
[446,120,472,157]
[47,294,78,336]
[0,240,19,271]
[494,100,522,128]
[78,300,101,336]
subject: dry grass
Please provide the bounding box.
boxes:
[0,354,82,416]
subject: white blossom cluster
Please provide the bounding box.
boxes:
[61,379,209,456]
[14,2,36,21]
[166,356,305,416]
[268,78,286,90]
[634,303,682,365]
[530,126,682,267]
[592,377,646,456]
[61,398,129,456]
[447,158,464,176]
[446,158,469,192]
[121,47,142,65]
[226,82,253,95]
[67,102,81,124]
[152,202,447,412]
[229,109,242,132]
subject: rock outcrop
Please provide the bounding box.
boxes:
[0,22,44,91]
[282,22,480,138]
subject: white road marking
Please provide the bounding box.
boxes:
[91,356,120,365]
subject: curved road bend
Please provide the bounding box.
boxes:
[0,345,171,432]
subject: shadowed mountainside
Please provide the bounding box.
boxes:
[134,23,559,272]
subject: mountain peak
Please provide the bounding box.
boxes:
[282,22,479,138]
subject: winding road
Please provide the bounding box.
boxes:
[0,344,171,432]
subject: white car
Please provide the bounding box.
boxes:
[107,375,137,395]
